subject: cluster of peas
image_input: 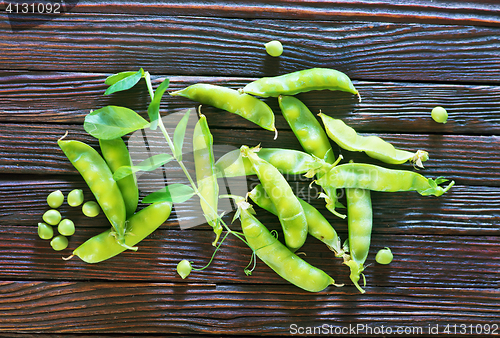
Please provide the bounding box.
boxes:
[38,189,100,251]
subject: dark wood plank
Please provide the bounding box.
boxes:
[38,0,500,27]
[1,15,500,82]
[0,281,498,334]
[1,72,499,135]
[1,222,499,288]
[0,123,498,186]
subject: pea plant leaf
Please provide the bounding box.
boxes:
[84,105,150,140]
[142,183,195,204]
[113,153,174,181]
[105,71,138,86]
[104,68,144,96]
[173,108,192,161]
[147,78,170,130]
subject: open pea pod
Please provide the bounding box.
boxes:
[214,148,325,178]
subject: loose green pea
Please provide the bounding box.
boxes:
[46,190,64,208]
[431,106,448,124]
[67,189,84,207]
[37,222,54,240]
[177,260,192,279]
[42,209,61,226]
[58,219,75,236]
[82,201,100,217]
[375,247,393,265]
[265,40,283,57]
[50,235,69,251]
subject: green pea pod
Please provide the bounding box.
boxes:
[215,148,324,178]
[344,188,372,294]
[242,68,358,98]
[170,83,276,134]
[71,201,172,263]
[193,114,222,246]
[277,95,346,219]
[99,138,139,218]
[248,184,343,256]
[58,138,128,248]
[237,200,336,292]
[316,163,455,196]
[319,113,429,168]
[241,145,307,252]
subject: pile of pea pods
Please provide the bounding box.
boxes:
[54,65,453,294]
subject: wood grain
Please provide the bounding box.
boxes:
[1,72,499,135]
[36,0,500,27]
[1,15,500,82]
[0,281,498,334]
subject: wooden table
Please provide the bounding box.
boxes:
[1,1,499,336]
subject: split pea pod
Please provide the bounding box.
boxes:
[58,138,128,248]
[71,201,172,263]
[242,68,358,98]
[99,138,139,218]
[193,114,222,246]
[248,184,343,256]
[170,83,276,134]
[241,145,307,251]
[344,188,372,294]
[316,162,455,197]
[278,95,345,219]
[215,148,324,178]
[319,113,429,168]
[237,200,336,292]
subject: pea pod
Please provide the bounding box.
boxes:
[215,148,324,178]
[248,184,343,256]
[240,145,307,251]
[237,200,336,292]
[193,114,222,246]
[343,188,372,294]
[71,201,172,263]
[99,138,139,218]
[170,83,276,134]
[58,138,129,248]
[277,96,345,219]
[242,68,358,98]
[316,162,455,197]
[319,113,429,168]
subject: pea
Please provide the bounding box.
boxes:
[37,222,54,240]
[46,190,64,208]
[431,106,448,124]
[50,235,69,251]
[58,219,75,236]
[265,40,283,57]
[67,189,84,207]
[177,259,192,279]
[82,201,100,217]
[42,209,61,226]
[375,247,393,265]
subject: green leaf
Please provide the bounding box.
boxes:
[173,108,192,161]
[104,68,144,96]
[142,184,195,204]
[113,153,174,181]
[147,78,170,130]
[104,71,138,86]
[84,105,150,140]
